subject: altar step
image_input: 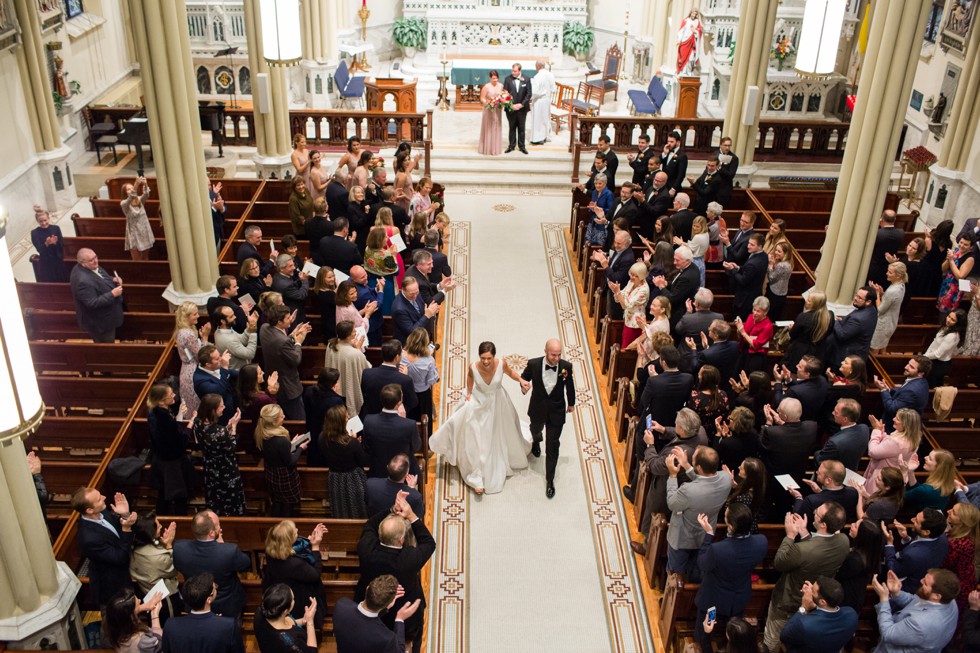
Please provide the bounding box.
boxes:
[426,144,578,189]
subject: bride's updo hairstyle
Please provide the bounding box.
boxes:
[478,342,496,356]
[488,70,499,80]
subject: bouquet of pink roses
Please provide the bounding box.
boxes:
[485,90,513,112]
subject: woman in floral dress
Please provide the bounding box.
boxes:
[120,176,155,260]
[194,394,245,516]
[174,301,209,415]
[937,234,976,313]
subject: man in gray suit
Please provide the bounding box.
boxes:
[69,248,124,342]
[675,288,725,350]
[259,304,312,421]
[763,502,850,653]
[664,445,732,582]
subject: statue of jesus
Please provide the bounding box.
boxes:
[676,9,703,77]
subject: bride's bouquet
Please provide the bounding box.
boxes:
[486,90,513,112]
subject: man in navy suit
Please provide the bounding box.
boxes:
[162,572,244,653]
[653,246,701,330]
[884,508,949,594]
[349,265,384,346]
[173,511,251,619]
[333,575,419,653]
[365,454,425,519]
[788,460,860,524]
[315,218,362,273]
[814,399,870,471]
[774,356,830,423]
[193,345,239,424]
[69,248,125,342]
[867,210,905,287]
[235,225,277,276]
[693,503,767,653]
[826,286,878,363]
[593,230,636,320]
[780,577,858,653]
[72,487,137,608]
[422,230,451,284]
[360,341,418,416]
[724,233,768,319]
[362,384,422,477]
[876,355,931,424]
[722,211,757,267]
[392,277,440,344]
[684,320,739,391]
[759,398,819,516]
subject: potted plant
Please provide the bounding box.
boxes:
[392,17,427,57]
[563,21,594,61]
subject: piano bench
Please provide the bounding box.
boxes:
[95,135,119,165]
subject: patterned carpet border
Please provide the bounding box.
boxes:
[427,221,470,653]
[541,223,654,653]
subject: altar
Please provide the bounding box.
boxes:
[403,0,587,63]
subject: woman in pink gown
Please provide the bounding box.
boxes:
[478,71,504,156]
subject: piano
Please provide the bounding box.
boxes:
[117,117,150,177]
[199,101,226,158]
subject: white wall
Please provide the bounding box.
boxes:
[62,0,134,109]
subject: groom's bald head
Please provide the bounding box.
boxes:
[544,339,562,365]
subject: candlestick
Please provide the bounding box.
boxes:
[357,5,371,70]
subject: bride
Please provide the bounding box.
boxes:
[430,341,531,494]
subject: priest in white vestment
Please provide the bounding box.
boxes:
[529,61,555,144]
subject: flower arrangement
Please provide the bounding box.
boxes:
[771,38,793,69]
[902,146,937,170]
[431,188,445,211]
[486,90,513,112]
[368,156,385,171]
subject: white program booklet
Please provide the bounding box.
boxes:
[844,468,866,486]
[302,261,320,278]
[334,269,350,283]
[238,293,254,308]
[775,474,800,491]
[291,431,312,451]
[774,320,793,328]
[389,232,408,252]
[347,415,364,434]
[144,578,173,603]
[959,278,973,292]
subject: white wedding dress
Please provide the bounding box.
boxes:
[430,360,532,494]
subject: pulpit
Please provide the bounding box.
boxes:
[365,78,418,113]
[676,77,701,119]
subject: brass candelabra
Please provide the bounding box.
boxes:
[357,6,371,70]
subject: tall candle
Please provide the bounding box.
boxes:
[362,0,366,6]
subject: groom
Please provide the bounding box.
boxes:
[521,339,576,499]
[502,63,532,154]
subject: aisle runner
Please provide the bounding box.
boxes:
[427,220,651,652]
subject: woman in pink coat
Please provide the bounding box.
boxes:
[863,408,922,495]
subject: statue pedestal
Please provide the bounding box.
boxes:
[253,153,295,181]
[676,76,701,119]
[0,562,84,650]
[301,60,337,110]
[36,145,78,213]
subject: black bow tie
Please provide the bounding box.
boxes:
[545,365,558,372]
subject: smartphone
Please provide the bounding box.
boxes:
[427,344,436,353]
[707,606,716,623]
[645,415,653,430]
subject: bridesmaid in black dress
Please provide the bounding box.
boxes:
[193,393,246,516]
[30,207,68,282]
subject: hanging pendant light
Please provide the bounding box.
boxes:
[260,0,302,66]
[795,0,847,78]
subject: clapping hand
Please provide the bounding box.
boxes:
[881,520,895,546]
[161,521,177,549]
[685,298,694,314]
[885,252,898,264]
[685,336,697,350]
[849,478,869,497]
[309,523,327,547]
[199,322,212,341]
[301,598,318,626]
[892,519,908,541]
[715,416,730,438]
[969,590,980,612]
[801,477,821,494]
[873,375,888,390]
[26,451,41,475]
[228,408,242,429]
[871,573,891,602]
[110,492,130,517]
[671,445,690,470]
[406,474,418,489]
[868,414,884,432]
[219,350,232,368]
[697,513,714,535]
[396,599,421,622]
[665,453,681,476]
[700,331,709,349]
[607,280,621,295]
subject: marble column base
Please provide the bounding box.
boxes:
[920,165,980,230]
[36,146,77,213]
[253,153,295,180]
[300,60,338,110]
[0,562,83,649]
[734,163,759,190]
[163,282,218,310]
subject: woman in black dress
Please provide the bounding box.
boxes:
[302,368,345,467]
[835,519,884,615]
[263,520,327,638]
[311,266,337,345]
[30,206,68,282]
[194,393,245,516]
[404,211,428,261]
[731,370,773,430]
[238,364,279,452]
[317,404,368,518]
[781,290,834,368]
[922,219,954,298]
[888,237,929,303]
[725,456,767,533]
[714,406,759,470]
[255,404,306,517]
[253,583,317,653]
[145,384,194,515]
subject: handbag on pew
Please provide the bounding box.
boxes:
[771,326,791,352]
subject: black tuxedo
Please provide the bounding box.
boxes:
[346,202,374,254]
[595,148,619,188]
[77,512,135,607]
[362,411,422,477]
[660,263,701,329]
[634,185,672,239]
[660,147,689,193]
[671,208,697,241]
[775,376,830,423]
[502,73,532,150]
[609,197,638,225]
[355,510,435,650]
[304,214,333,252]
[360,364,418,417]
[424,246,451,284]
[725,228,755,266]
[315,234,361,273]
[162,612,244,653]
[868,226,905,286]
[759,420,819,513]
[173,539,251,618]
[690,168,727,216]
[521,357,575,482]
[604,247,636,319]
[728,250,768,319]
[716,150,739,205]
[629,147,656,184]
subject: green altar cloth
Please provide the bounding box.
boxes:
[450,66,539,86]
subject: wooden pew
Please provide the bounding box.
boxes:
[59,236,169,261]
[24,310,176,342]
[31,342,165,376]
[27,416,126,455]
[18,282,170,313]
[39,377,148,416]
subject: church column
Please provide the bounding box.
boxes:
[721,0,779,168]
[243,0,294,178]
[127,0,219,302]
[300,0,339,110]
[815,0,931,305]
[646,0,672,72]
[12,0,76,211]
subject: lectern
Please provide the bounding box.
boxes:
[365,78,418,113]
